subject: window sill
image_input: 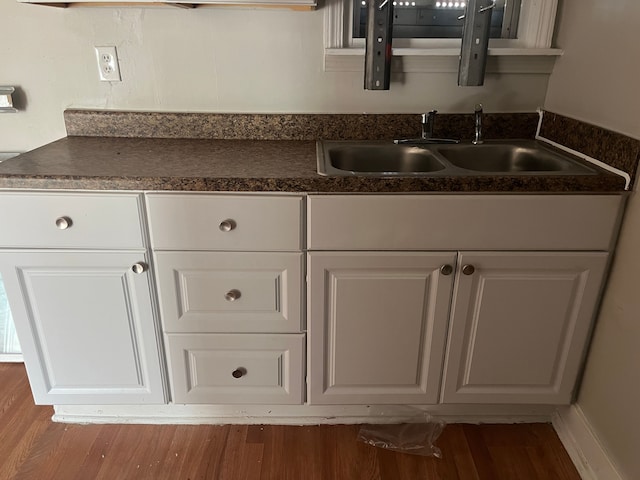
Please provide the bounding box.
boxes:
[324,47,563,73]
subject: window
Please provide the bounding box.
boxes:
[352,0,521,40]
[324,0,561,73]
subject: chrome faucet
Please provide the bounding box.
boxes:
[394,110,458,145]
[472,104,483,144]
[421,110,437,140]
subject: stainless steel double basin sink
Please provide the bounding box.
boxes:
[317,139,597,177]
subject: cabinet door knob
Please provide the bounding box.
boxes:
[440,264,453,275]
[225,289,241,302]
[55,216,72,230]
[132,263,148,274]
[219,219,237,232]
[232,367,247,379]
[462,264,475,275]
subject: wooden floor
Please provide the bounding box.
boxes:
[0,363,580,480]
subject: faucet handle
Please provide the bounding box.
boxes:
[421,111,437,122]
[474,103,483,113]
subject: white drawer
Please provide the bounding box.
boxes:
[307,195,623,251]
[155,252,303,333]
[166,333,305,404]
[146,194,302,251]
[0,192,145,249]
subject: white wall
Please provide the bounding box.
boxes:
[0,2,550,151]
[545,0,640,140]
[545,1,640,479]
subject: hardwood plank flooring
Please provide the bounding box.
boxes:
[0,363,580,480]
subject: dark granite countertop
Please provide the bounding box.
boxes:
[0,136,626,193]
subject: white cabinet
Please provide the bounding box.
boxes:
[307,194,623,406]
[441,252,608,404]
[308,252,456,404]
[0,189,622,411]
[0,191,166,405]
[147,193,305,405]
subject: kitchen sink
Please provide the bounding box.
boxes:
[435,141,596,174]
[317,143,446,176]
[317,139,597,176]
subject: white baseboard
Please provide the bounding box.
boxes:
[553,405,623,480]
[52,403,557,426]
[0,353,23,363]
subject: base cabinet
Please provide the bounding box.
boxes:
[146,193,306,405]
[0,190,621,414]
[306,195,620,407]
[0,251,166,405]
[441,252,608,404]
[308,252,457,404]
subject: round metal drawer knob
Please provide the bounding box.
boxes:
[225,289,241,302]
[232,367,247,379]
[132,263,148,274]
[462,264,475,275]
[55,216,72,230]
[440,264,453,276]
[219,219,237,232]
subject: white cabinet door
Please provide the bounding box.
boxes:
[442,252,608,405]
[0,251,166,405]
[308,252,456,405]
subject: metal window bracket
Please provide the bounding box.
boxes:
[364,0,394,90]
[458,0,494,86]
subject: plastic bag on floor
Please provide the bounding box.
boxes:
[357,408,445,458]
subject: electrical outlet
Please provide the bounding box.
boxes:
[95,46,121,82]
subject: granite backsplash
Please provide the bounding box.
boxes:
[539,112,640,185]
[63,110,540,142]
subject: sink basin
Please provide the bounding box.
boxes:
[435,141,596,174]
[317,142,446,176]
[317,139,597,177]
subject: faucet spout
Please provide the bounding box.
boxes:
[394,109,459,145]
[422,110,437,140]
[473,104,483,145]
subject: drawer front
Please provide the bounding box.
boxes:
[0,192,145,249]
[166,333,305,404]
[308,195,623,251]
[146,194,302,251]
[155,252,303,333]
